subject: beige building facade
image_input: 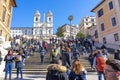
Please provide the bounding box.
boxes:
[92,0,120,49]
[80,16,96,37]
[62,24,79,39]
[0,0,16,41]
[86,25,99,42]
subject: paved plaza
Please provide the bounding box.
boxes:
[0,72,104,80]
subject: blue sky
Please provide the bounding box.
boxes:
[11,0,101,33]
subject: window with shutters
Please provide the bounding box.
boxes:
[109,1,113,10]
[98,8,103,17]
[101,23,105,31]
[114,33,119,41]
[111,17,117,26]
[94,30,98,38]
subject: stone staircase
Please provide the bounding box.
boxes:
[77,47,114,72]
[12,44,114,75]
[12,44,53,75]
[12,53,50,75]
[79,55,91,69]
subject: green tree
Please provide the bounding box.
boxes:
[56,27,64,37]
[76,32,85,38]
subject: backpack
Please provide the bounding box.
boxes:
[96,56,106,71]
[15,55,22,62]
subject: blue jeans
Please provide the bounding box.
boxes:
[16,67,23,79]
[98,71,106,80]
[41,55,45,64]
[5,63,13,80]
[22,58,25,64]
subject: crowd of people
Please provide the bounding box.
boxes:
[4,36,49,80]
[47,39,120,80]
[46,38,120,80]
[2,36,120,80]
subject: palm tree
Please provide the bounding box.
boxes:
[68,15,73,38]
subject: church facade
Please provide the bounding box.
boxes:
[33,10,53,40]
[11,10,54,40]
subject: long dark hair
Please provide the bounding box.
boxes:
[7,50,13,55]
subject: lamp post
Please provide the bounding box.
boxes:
[68,15,73,39]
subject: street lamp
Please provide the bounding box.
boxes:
[68,15,73,39]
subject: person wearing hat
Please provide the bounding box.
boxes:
[105,59,120,80]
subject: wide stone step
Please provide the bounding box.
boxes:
[24,66,48,69]
[12,68,48,74]
[13,68,47,71]
[12,71,47,74]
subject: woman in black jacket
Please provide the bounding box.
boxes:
[4,50,14,80]
[46,64,68,80]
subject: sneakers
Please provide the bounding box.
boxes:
[15,77,23,79]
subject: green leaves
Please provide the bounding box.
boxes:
[76,32,85,38]
[56,27,64,37]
